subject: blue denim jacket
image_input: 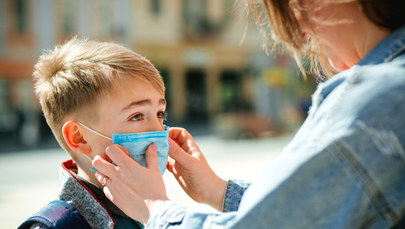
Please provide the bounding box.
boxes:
[146,25,405,229]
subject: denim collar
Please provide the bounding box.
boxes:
[313,25,405,111]
[356,25,405,66]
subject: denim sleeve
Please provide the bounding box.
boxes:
[146,201,238,229]
[146,135,405,229]
[222,179,250,212]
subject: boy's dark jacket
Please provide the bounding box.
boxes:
[19,160,143,229]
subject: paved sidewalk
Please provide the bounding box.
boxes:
[0,134,292,228]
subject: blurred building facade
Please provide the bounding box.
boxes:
[0,0,313,148]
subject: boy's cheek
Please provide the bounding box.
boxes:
[89,140,112,159]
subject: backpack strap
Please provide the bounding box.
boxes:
[18,200,91,229]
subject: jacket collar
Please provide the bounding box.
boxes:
[357,25,405,66]
[58,159,115,229]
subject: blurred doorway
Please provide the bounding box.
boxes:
[185,69,208,123]
[220,70,244,112]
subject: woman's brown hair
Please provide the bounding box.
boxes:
[247,0,405,79]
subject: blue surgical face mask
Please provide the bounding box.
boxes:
[77,122,169,175]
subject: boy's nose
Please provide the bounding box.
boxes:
[148,118,165,132]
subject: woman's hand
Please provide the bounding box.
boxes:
[167,127,227,211]
[92,143,168,224]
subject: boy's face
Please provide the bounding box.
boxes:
[81,76,166,158]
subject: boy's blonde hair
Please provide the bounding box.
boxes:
[33,37,165,154]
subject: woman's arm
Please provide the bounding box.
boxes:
[166,128,227,211]
[167,128,251,212]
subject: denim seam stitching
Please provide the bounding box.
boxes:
[332,141,397,223]
[222,180,231,212]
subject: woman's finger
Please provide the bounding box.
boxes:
[168,140,193,165]
[102,185,114,202]
[115,144,131,156]
[94,171,112,185]
[166,156,176,173]
[104,144,138,170]
[95,171,105,184]
[95,152,113,163]
[169,128,201,155]
[170,127,193,144]
[92,154,118,178]
[168,127,184,139]
[145,143,159,171]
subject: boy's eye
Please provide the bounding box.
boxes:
[157,111,168,120]
[130,113,144,121]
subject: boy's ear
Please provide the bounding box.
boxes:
[62,121,91,155]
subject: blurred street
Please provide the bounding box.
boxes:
[0,132,293,229]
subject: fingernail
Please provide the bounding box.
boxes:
[151,143,157,151]
[168,139,173,147]
[106,145,117,154]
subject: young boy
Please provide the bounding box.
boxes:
[19,38,168,229]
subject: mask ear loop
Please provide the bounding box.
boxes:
[76,121,113,141]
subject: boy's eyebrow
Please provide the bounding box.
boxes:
[122,98,166,111]
[159,98,167,105]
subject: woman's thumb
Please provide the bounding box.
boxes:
[168,138,190,165]
[145,143,159,170]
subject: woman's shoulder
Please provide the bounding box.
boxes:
[308,59,405,139]
[311,57,405,113]
[350,59,405,109]
[356,56,405,82]
[334,59,405,138]
[314,60,405,116]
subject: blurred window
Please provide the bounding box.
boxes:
[14,0,27,34]
[0,80,16,132]
[0,1,4,53]
[100,0,110,37]
[151,0,161,16]
[182,0,206,23]
[20,80,32,109]
[0,80,10,111]
[110,0,129,39]
[183,0,212,38]
[63,0,73,34]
